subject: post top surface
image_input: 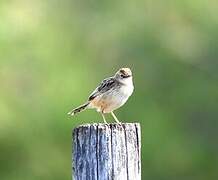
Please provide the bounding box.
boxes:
[73,123,140,130]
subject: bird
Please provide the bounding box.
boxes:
[68,67,134,123]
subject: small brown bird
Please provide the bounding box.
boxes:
[68,68,134,123]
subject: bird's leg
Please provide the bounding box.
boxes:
[101,112,108,124]
[111,111,121,124]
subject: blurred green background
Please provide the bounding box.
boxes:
[0,0,218,179]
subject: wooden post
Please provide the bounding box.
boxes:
[72,123,141,180]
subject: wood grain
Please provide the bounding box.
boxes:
[72,123,141,180]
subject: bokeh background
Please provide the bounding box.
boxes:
[0,0,218,179]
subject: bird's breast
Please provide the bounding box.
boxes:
[121,83,134,97]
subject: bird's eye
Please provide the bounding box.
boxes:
[121,74,125,78]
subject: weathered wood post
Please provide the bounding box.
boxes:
[72,123,141,180]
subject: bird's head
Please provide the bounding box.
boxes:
[115,67,133,84]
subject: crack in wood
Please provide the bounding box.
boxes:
[123,124,129,180]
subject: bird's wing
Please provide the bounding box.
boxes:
[88,77,116,101]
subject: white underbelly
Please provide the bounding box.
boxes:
[103,93,129,113]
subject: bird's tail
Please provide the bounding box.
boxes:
[67,102,90,116]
